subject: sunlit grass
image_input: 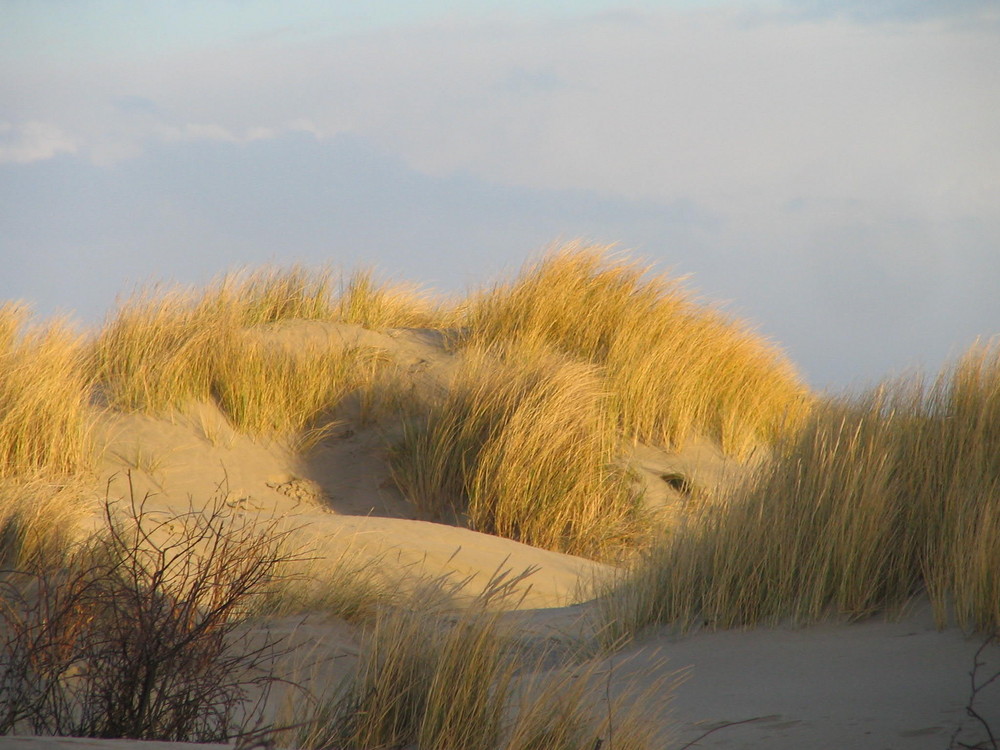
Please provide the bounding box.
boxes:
[0,304,97,570]
[0,304,95,480]
[337,268,442,330]
[213,337,386,443]
[391,341,645,560]
[458,244,812,458]
[91,270,399,443]
[600,339,1000,639]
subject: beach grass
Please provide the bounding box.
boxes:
[291,588,669,750]
[600,338,1000,639]
[458,244,812,458]
[390,341,645,559]
[0,304,95,479]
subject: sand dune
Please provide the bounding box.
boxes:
[2,254,997,749]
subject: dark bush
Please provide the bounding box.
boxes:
[0,477,303,742]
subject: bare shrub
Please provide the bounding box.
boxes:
[0,478,303,742]
[951,631,1000,750]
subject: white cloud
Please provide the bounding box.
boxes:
[6,7,997,228]
[2,4,998,388]
[0,121,78,163]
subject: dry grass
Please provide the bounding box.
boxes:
[0,480,90,570]
[458,244,812,458]
[193,265,340,326]
[91,269,396,442]
[600,339,1000,640]
[390,341,645,560]
[337,268,441,330]
[91,287,230,413]
[0,305,95,569]
[213,337,386,443]
[290,597,669,750]
[0,304,95,479]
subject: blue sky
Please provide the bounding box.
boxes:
[2,0,998,389]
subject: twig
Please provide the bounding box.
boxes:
[677,716,771,750]
[959,633,1000,750]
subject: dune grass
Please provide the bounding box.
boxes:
[0,480,90,570]
[0,304,95,479]
[458,245,812,458]
[337,268,441,330]
[600,339,1000,640]
[90,269,404,441]
[390,341,645,560]
[0,305,96,568]
[291,594,668,750]
[92,287,229,413]
[213,338,386,442]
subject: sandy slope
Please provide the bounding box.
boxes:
[12,321,996,749]
[611,604,998,749]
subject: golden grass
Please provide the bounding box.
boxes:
[91,269,398,443]
[206,265,341,325]
[458,244,812,458]
[337,268,441,330]
[0,479,90,569]
[213,337,386,442]
[390,341,645,560]
[0,304,95,480]
[291,599,669,750]
[91,287,228,413]
[600,339,1000,639]
[0,304,96,570]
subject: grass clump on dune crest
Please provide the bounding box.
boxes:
[0,304,95,480]
[92,287,230,413]
[91,268,405,440]
[204,265,341,325]
[205,265,439,330]
[601,339,1000,640]
[212,337,386,441]
[391,342,644,559]
[337,268,442,330]
[0,304,95,570]
[459,244,812,458]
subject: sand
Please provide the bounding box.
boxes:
[5,320,997,749]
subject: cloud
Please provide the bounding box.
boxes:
[1,4,998,389]
[5,7,997,222]
[781,0,1000,24]
[0,121,78,164]
[2,132,997,390]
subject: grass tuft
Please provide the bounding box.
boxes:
[458,244,812,458]
[601,338,1000,639]
[291,595,669,750]
[91,270,390,441]
[391,341,645,559]
[213,337,386,442]
[337,268,441,330]
[0,304,95,480]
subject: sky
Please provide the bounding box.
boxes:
[2,0,998,391]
